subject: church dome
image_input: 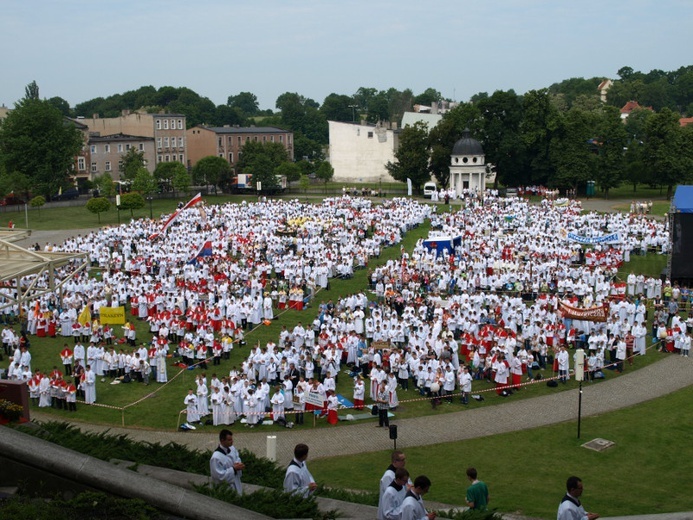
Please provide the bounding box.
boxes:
[452,128,484,156]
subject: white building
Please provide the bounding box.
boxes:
[327,121,398,183]
[448,129,495,196]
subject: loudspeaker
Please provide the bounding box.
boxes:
[389,425,398,440]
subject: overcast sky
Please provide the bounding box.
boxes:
[3,0,692,112]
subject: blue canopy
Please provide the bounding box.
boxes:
[672,186,693,213]
[423,235,462,256]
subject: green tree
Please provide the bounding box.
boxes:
[93,172,115,198]
[154,161,185,186]
[274,161,301,183]
[0,82,83,197]
[86,197,111,223]
[315,161,334,188]
[476,90,525,188]
[227,92,260,116]
[132,167,158,196]
[428,103,482,187]
[236,141,289,173]
[320,93,355,122]
[643,108,693,199]
[119,147,146,181]
[172,165,192,195]
[29,195,46,217]
[25,80,40,100]
[246,156,279,193]
[520,89,561,186]
[192,156,233,194]
[413,88,442,108]
[386,121,430,192]
[0,171,31,200]
[549,108,597,191]
[594,105,628,197]
[119,192,145,217]
[47,96,71,117]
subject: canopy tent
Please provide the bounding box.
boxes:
[672,185,693,213]
[423,235,462,257]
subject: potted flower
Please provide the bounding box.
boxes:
[0,399,24,424]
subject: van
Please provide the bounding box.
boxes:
[423,182,437,198]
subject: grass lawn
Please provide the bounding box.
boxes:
[309,383,693,518]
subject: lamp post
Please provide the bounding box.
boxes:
[146,195,153,219]
[348,104,358,123]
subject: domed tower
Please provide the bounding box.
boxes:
[449,129,488,197]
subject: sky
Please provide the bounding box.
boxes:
[2,0,692,112]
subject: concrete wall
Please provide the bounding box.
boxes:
[328,121,397,183]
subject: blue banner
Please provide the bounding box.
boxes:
[566,232,620,244]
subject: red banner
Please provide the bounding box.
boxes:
[558,301,608,322]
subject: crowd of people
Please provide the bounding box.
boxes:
[2,191,688,430]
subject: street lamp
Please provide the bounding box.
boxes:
[146,195,153,219]
[348,104,358,123]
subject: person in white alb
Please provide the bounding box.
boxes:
[209,429,245,494]
[283,443,317,498]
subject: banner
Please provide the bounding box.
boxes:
[77,306,91,326]
[100,306,126,325]
[305,391,325,408]
[565,232,620,244]
[406,178,412,197]
[558,301,608,322]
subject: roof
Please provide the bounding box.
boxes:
[680,117,693,127]
[452,128,484,156]
[203,126,290,135]
[401,112,442,131]
[672,186,693,213]
[620,100,653,114]
[89,133,154,143]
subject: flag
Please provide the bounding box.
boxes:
[149,193,203,241]
[58,186,62,196]
[187,239,214,265]
[77,306,91,326]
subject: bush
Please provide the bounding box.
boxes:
[0,398,24,421]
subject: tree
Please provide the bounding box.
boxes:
[413,88,442,108]
[154,161,185,186]
[236,141,289,173]
[192,156,232,194]
[119,148,146,181]
[0,82,83,197]
[119,192,145,217]
[246,155,279,193]
[132,167,158,197]
[315,161,334,188]
[548,108,597,191]
[86,197,111,224]
[227,92,260,116]
[25,80,40,100]
[47,96,71,117]
[172,165,192,195]
[320,93,354,122]
[428,103,482,187]
[93,172,116,198]
[30,195,46,217]
[386,121,430,192]
[520,89,561,186]
[274,161,302,183]
[594,105,628,197]
[643,108,693,199]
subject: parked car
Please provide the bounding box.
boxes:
[52,187,80,201]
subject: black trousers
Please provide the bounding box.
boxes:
[378,406,389,427]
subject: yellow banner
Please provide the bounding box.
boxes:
[100,306,126,325]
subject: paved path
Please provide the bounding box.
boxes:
[31,355,693,462]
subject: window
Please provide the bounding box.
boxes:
[170,119,175,129]
[90,145,96,154]
[105,161,112,171]
[262,135,266,142]
[118,160,123,171]
[288,135,292,144]
[139,143,144,151]
[177,119,183,130]
[165,155,170,162]
[279,135,284,143]
[78,157,86,171]
[104,144,110,153]
[125,144,131,151]
[368,132,374,138]
[157,137,162,149]
[164,137,169,148]
[179,154,184,162]
[91,162,97,172]
[218,137,222,147]
[270,135,275,142]
[163,120,169,130]
[179,137,185,148]
[156,119,162,130]
[254,136,258,142]
[228,152,233,163]
[158,155,163,163]
[238,136,242,145]
[117,144,123,153]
